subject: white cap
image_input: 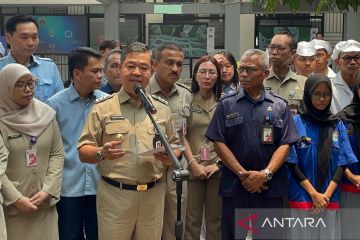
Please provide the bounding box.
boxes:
[331,39,360,60]
[311,39,332,53]
[296,41,315,57]
[0,42,5,56]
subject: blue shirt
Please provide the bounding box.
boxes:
[100,82,115,94]
[341,122,360,192]
[287,116,357,209]
[206,87,299,198]
[0,51,64,101]
[46,84,107,197]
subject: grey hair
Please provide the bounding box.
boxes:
[240,49,269,69]
[120,42,151,64]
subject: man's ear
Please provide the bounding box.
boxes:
[5,33,11,45]
[72,69,81,81]
[263,69,270,79]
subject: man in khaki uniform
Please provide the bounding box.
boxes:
[146,43,191,239]
[78,42,181,240]
[0,135,9,240]
[264,31,306,114]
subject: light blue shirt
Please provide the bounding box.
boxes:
[0,51,64,101]
[46,84,107,197]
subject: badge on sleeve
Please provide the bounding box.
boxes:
[26,149,38,167]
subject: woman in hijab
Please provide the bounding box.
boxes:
[287,73,357,239]
[336,81,360,239]
[0,63,64,240]
[0,135,9,240]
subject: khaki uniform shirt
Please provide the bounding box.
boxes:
[146,75,191,141]
[187,93,219,178]
[264,67,306,114]
[78,89,180,184]
[0,135,8,202]
[0,118,64,218]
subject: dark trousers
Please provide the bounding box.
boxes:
[57,195,98,240]
[221,193,284,240]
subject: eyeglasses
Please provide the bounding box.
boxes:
[238,66,263,74]
[14,80,38,91]
[311,91,332,100]
[197,69,218,77]
[268,44,289,53]
[341,55,360,64]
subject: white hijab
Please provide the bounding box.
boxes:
[0,63,55,137]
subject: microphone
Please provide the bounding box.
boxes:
[134,83,157,114]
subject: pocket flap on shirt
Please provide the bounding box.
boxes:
[105,121,129,134]
[225,116,243,128]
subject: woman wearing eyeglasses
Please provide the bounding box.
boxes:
[0,63,64,240]
[183,56,222,240]
[213,51,239,95]
[287,74,357,239]
[336,82,360,239]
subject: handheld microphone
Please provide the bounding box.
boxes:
[134,83,157,114]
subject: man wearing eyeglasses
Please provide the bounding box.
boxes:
[0,14,64,102]
[330,39,360,113]
[264,31,306,115]
[206,49,298,239]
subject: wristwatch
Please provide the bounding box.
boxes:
[264,168,273,181]
[215,159,223,168]
[96,148,104,162]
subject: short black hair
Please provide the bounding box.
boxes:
[98,39,120,51]
[6,14,39,35]
[68,47,102,79]
[153,43,183,61]
[274,31,298,50]
[120,42,151,64]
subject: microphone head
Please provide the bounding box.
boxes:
[133,83,142,93]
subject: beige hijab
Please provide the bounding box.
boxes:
[0,63,55,137]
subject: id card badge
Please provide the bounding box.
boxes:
[261,125,274,144]
[26,149,38,167]
[200,140,210,160]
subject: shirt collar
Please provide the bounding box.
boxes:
[7,51,38,67]
[68,83,97,102]
[149,74,179,96]
[234,87,274,103]
[268,66,299,83]
[118,88,132,104]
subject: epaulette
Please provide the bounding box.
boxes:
[268,91,288,103]
[219,91,238,101]
[151,94,168,106]
[95,94,115,104]
[34,56,55,62]
[176,82,191,92]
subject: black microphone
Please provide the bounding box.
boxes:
[134,83,157,114]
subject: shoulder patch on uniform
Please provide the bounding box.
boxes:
[34,56,54,62]
[268,91,288,103]
[95,94,115,104]
[151,94,168,106]
[219,91,237,101]
[176,82,191,92]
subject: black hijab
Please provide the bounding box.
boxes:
[336,81,360,160]
[299,74,339,192]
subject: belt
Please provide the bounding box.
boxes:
[101,176,159,192]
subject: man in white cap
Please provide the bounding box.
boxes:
[330,39,360,113]
[292,41,316,77]
[311,39,336,79]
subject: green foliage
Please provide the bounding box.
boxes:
[254,0,360,12]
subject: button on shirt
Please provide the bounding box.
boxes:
[0,52,64,102]
[46,84,107,197]
[205,88,299,197]
[331,72,353,114]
